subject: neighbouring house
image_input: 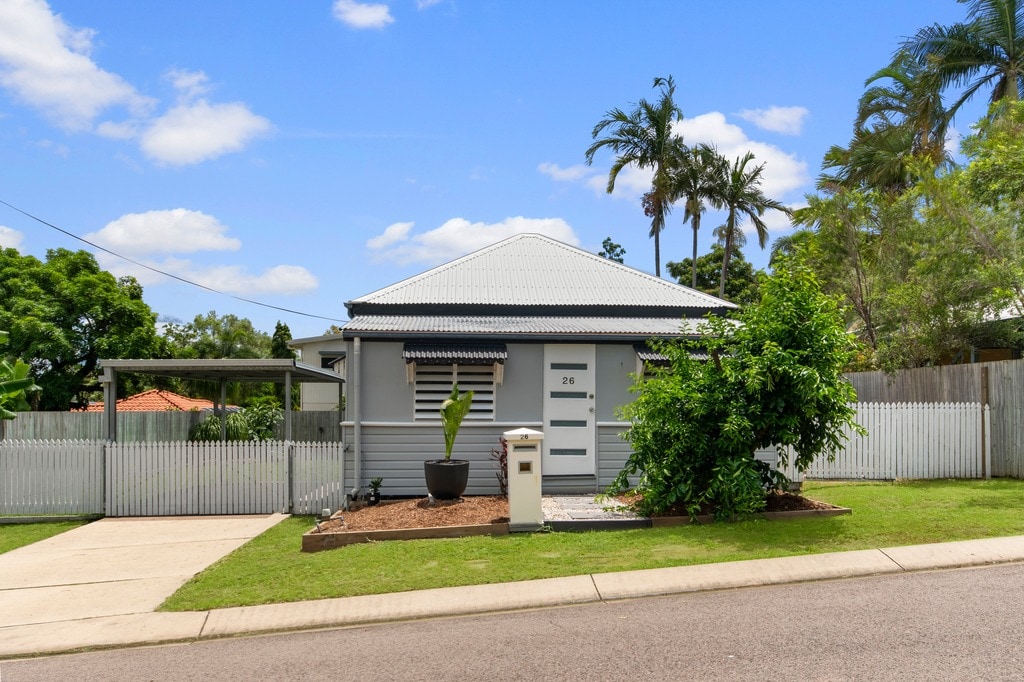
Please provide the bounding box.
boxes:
[290,233,737,496]
[81,388,237,413]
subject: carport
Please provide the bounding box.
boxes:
[98,359,345,441]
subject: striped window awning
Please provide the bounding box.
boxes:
[402,343,508,365]
[634,344,708,366]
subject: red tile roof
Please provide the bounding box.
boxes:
[84,389,220,412]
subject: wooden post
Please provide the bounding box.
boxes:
[980,366,989,479]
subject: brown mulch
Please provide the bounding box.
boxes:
[314,491,833,534]
[617,490,837,517]
[316,496,510,533]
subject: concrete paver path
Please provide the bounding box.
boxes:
[0,515,287,630]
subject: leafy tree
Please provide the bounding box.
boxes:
[0,248,164,410]
[716,153,790,297]
[164,311,271,360]
[667,244,761,305]
[612,266,859,518]
[962,99,1024,204]
[585,75,685,277]
[270,320,298,407]
[597,237,626,263]
[163,311,274,406]
[904,0,1024,113]
[668,143,728,287]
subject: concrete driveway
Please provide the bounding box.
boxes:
[0,515,287,629]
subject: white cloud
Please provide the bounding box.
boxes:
[538,162,593,182]
[188,264,318,295]
[674,112,810,197]
[140,100,272,165]
[332,0,394,29]
[736,106,809,135]
[0,2,269,165]
[367,221,413,249]
[86,209,241,257]
[0,225,24,249]
[0,0,153,131]
[166,68,211,100]
[88,208,316,295]
[416,0,442,8]
[367,216,580,265]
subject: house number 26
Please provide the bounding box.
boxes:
[562,376,575,384]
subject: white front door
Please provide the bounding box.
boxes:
[542,344,596,476]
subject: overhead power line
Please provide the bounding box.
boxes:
[0,197,343,324]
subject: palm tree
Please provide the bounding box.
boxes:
[716,152,790,297]
[668,143,728,288]
[821,50,952,194]
[903,0,1024,114]
[857,50,952,166]
[585,76,684,277]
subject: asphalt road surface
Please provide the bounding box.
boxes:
[4,562,1023,681]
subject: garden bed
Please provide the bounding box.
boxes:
[301,492,849,551]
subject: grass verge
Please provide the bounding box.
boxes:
[160,479,1024,612]
[0,520,87,554]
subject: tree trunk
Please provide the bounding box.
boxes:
[719,231,733,298]
[691,213,700,288]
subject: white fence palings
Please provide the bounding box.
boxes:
[2,440,344,517]
[792,402,988,482]
[1,440,104,515]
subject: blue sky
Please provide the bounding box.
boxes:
[0,0,985,340]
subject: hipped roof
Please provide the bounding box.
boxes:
[345,233,735,318]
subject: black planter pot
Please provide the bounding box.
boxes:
[367,492,381,506]
[424,459,470,500]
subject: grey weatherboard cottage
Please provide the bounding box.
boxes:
[290,233,737,497]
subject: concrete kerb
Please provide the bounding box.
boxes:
[3,535,1024,659]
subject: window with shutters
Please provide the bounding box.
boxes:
[413,364,496,421]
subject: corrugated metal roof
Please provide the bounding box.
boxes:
[346,233,735,314]
[402,343,508,364]
[344,315,707,337]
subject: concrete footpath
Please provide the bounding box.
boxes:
[2,517,1024,659]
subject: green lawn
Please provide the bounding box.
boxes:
[161,479,1024,612]
[0,520,88,554]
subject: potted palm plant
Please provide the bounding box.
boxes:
[424,384,474,499]
[367,477,383,505]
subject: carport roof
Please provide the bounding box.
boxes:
[98,358,345,384]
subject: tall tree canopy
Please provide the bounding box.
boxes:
[904,0,1024,112]
[716,152,790,297]
[668,143,728,288]
[585,75,684,277]
[667,244,761,306]
[0,248,164,410]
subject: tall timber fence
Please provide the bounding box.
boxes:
[846,359,1024,478]
[0,440,347,517]
[0,410,343,442]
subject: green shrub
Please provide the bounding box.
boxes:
[613,266,861,519]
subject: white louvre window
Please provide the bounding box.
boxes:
[413,364,496,421]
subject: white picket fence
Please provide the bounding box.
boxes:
[779,402,991,481]
[1,440,347,517]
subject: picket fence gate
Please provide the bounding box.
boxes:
[779,402,991,481]
[0,440,347,517]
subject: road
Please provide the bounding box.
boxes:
[4,563,1023,681]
